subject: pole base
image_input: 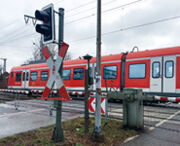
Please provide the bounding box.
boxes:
[52,127,64,142]
[91,129,105,143]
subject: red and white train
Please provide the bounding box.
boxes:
[5,46,180,102]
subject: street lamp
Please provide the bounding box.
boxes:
[83,54,93,70]
[83,54,93,134]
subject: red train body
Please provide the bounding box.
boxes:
[7,46,180,98]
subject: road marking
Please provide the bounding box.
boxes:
[123,135,139,144]
[0,109,46,118]
[149,109,180,131]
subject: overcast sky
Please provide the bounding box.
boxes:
[0,0,180,72]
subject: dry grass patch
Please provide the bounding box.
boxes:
[0,117,138,146]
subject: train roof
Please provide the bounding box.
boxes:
[11,46,180,71]
[11,53,123,71]
[63,53,123,66]
[11,63,48,71]
[126,46,180,59]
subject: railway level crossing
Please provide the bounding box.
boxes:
[39,43,71,101]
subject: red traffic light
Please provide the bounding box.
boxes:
[35,10,49,22]
[34,4,55,44]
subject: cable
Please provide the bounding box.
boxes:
[0,21,26,41]
[0,0,142,44]
[69,15,180,43]
[102,15,180,36]
[0,44,31,49]
[103,0,143,13]
[65,0,143,24]
[0,19,20,30]
[0,27,31,44]
[66,0,116,18]
[66,13,95,24]
[69,35,95,43]
[66,0,96,13]
[3,13,179,45]
[0,33,37,45]
[2,13,179,47]
[0,29,35,45]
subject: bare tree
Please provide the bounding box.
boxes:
[24,37,72,65]
[64,52,72,61]
[48,43,58,59]
[32,36,44,61]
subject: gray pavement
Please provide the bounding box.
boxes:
[123,110,180,146]
[123,128,180,146]
[0,101,81,139]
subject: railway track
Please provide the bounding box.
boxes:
[1,95,180,132]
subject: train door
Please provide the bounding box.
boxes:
[163,56,176,93]
[150,56,176,93]
[150,57,162,92]
[22,70,29,89]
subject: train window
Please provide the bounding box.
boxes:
[11,72,14,78]
[152,62,160,78]
[63,69,70,80]
[73,68,84,80]
[165,61,174,78]
[41,71,48,81]
[129,63,146,79]
[23,72,25,81]
[30,72,37,81]
[16,73,21,81]
[26,72,29,81]
[103,66,117,79]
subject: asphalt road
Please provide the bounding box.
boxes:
[123,117,180,146]
[0,100,81,138]
[123,106,180,146]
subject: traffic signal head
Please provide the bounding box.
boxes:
[35,4,55,44]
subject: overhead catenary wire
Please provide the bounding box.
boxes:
[66,0,96,12]
[0,22,25,40]
[66,0,142,18]
[0,19,35,44]
[0,27,33,44]
[0,0,178,47]
[65,0,143,24]
[0,44,31,49]
[103,15,180,35]
[0,0,143,44]
[1,14,180,45]
[0,19,20,30]
[0,33,37,45]
[69,14,180,43]
[0,0,94,44]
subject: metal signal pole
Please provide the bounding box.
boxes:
[93,0,102,137]
[52,8,64,142]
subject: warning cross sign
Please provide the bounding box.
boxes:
[88,97,106,114]
[39,42,71,101]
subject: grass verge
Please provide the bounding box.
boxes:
[0,117,138,146]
